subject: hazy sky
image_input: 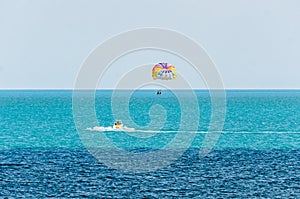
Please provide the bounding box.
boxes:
[0,0,299,89]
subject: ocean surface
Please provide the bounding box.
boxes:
[1,90,300,198]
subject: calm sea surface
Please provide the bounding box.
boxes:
[1,90,300,198]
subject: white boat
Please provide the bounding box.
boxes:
[113,120,123,129]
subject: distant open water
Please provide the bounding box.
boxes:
[1,90,300,198]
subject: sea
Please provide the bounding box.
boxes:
[1,90,300,198]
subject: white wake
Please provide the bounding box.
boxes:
[86,126,136,132]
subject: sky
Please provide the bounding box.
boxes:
[0,0,299,89]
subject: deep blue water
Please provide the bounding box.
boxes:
[1,90,300,198]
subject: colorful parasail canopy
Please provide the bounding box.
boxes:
[152,62,177,80]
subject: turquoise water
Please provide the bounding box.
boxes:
[1,90,300,197]
[1,90,300,149]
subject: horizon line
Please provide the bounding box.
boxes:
[1,88,300,91]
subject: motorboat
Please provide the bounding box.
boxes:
[113,120,123,129]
